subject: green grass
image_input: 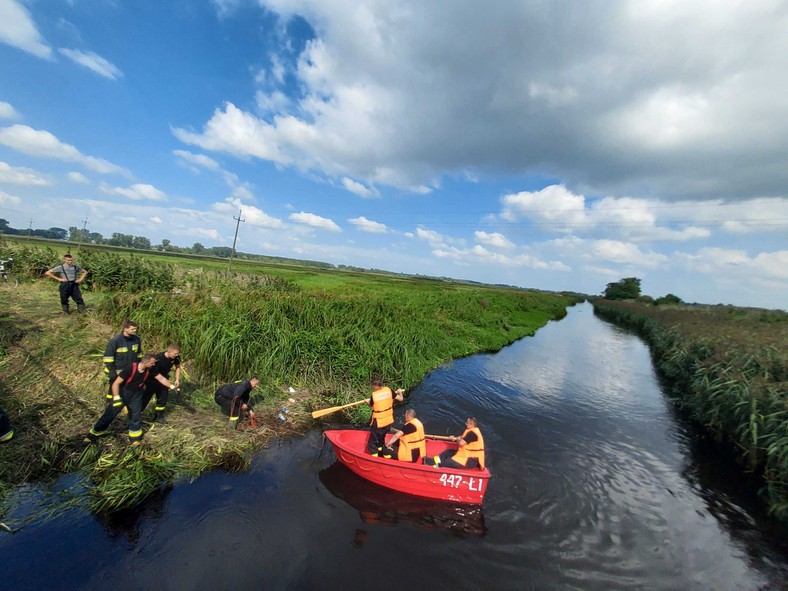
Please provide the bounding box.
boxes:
[593,299,788,522]
[0,240,580,517]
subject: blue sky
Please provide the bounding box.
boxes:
[1,0,786,309]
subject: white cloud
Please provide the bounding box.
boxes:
[100,182,167,201]
[415,227,447,248]
[550,236,668,269]
[67,171,90,184]
[0,101,19,119]
[0,161,50,185]
[289,211,341,232]
[0,0,52,58]
[59,48,123,80]
[0,125,128,175]
[677,247,788,281]
[433,243,568,271]
[342,177,378,198]
[474,230,515,250]
[0,189,21,206]
[212,198,283,229]
[348,216,387,233]
[174,1,788,201]
[150,216,162,224]
[174,149,221,172]
[501,185,588,227]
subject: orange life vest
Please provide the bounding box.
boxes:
[397,417,426,462]
[451,427,485,468]
[369,386,394,428]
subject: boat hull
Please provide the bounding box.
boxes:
[323,429,490,504]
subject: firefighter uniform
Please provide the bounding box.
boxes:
[214,380,256,429]
[102,331,142,400]
[368,386,395,455]
[143,351,181,420]
[87,362,160,443]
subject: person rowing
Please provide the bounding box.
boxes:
[384,408,426,463]
[424,416,485,469]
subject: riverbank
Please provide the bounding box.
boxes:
[592,299,788,521]
[0,240,580,521]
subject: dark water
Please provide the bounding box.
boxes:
[2,303,786,590]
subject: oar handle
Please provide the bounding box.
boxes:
[425,434,456,441]
[311,398,368,419]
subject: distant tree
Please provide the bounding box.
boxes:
[131,235,151,249]
[87,231,104,244]
[210,246,233,258]
[1,218,19,234]
[158,238,171,252]
[49,227,68,240]
[109,232,134,247]
[603,277,642,300]
[655,293,683,306]
[190,242,205,254]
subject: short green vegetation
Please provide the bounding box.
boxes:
[0,240,579,519]
[593,299,788,522]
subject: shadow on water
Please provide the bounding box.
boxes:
[318,461,487,539]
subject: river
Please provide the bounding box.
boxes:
[1,303,786,590]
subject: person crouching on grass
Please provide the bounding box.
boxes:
[214,377,260,430]
[85,354,175,446]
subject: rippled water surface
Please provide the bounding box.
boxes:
[2,303,786,590]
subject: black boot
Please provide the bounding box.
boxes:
[153,411,167,423]
[77,303,86,313]
[61,304,70,314]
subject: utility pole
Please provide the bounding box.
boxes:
[228,209,245,272]
[27,219,33,236]
[77,217,89,249]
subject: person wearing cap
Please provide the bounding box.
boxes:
[44,253,88,314]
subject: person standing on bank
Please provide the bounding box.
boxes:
[85,354,176,445]
[366,376,405,456]
[44,253,88,314]
[424,416,485,469]
[214,377,259,429]
[384,408,426,463]
[143,344,181,423]
[102,321,142,402]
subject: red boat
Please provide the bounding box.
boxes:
[323,429,491,504]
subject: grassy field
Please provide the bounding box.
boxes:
[0,238,580,520]
[592,299,788,521]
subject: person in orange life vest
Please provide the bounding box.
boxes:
[366,376,405,456]
[85,354,175,445]
[424,416,485,469]
[384,408,426,462]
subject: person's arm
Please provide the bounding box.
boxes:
[76,267,88,284]
[154,372,175,389]
[394,388,405,403]
[173,364,181,389]
[44,267,66,282]
[103,338,118,381]
[455,431,477,447]
[111,375,124,405]
[386,428,404,449]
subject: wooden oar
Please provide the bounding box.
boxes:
[425,434,456,441]
[311,399,368,419]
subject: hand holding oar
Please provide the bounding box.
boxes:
[311,399,368,419]
[426,433,458,442]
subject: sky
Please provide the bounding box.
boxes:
[0,0,786,309]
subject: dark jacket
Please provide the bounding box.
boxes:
[103,332,143,381]
[214,380,255,408]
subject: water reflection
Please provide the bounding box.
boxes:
[319,461,486,538]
